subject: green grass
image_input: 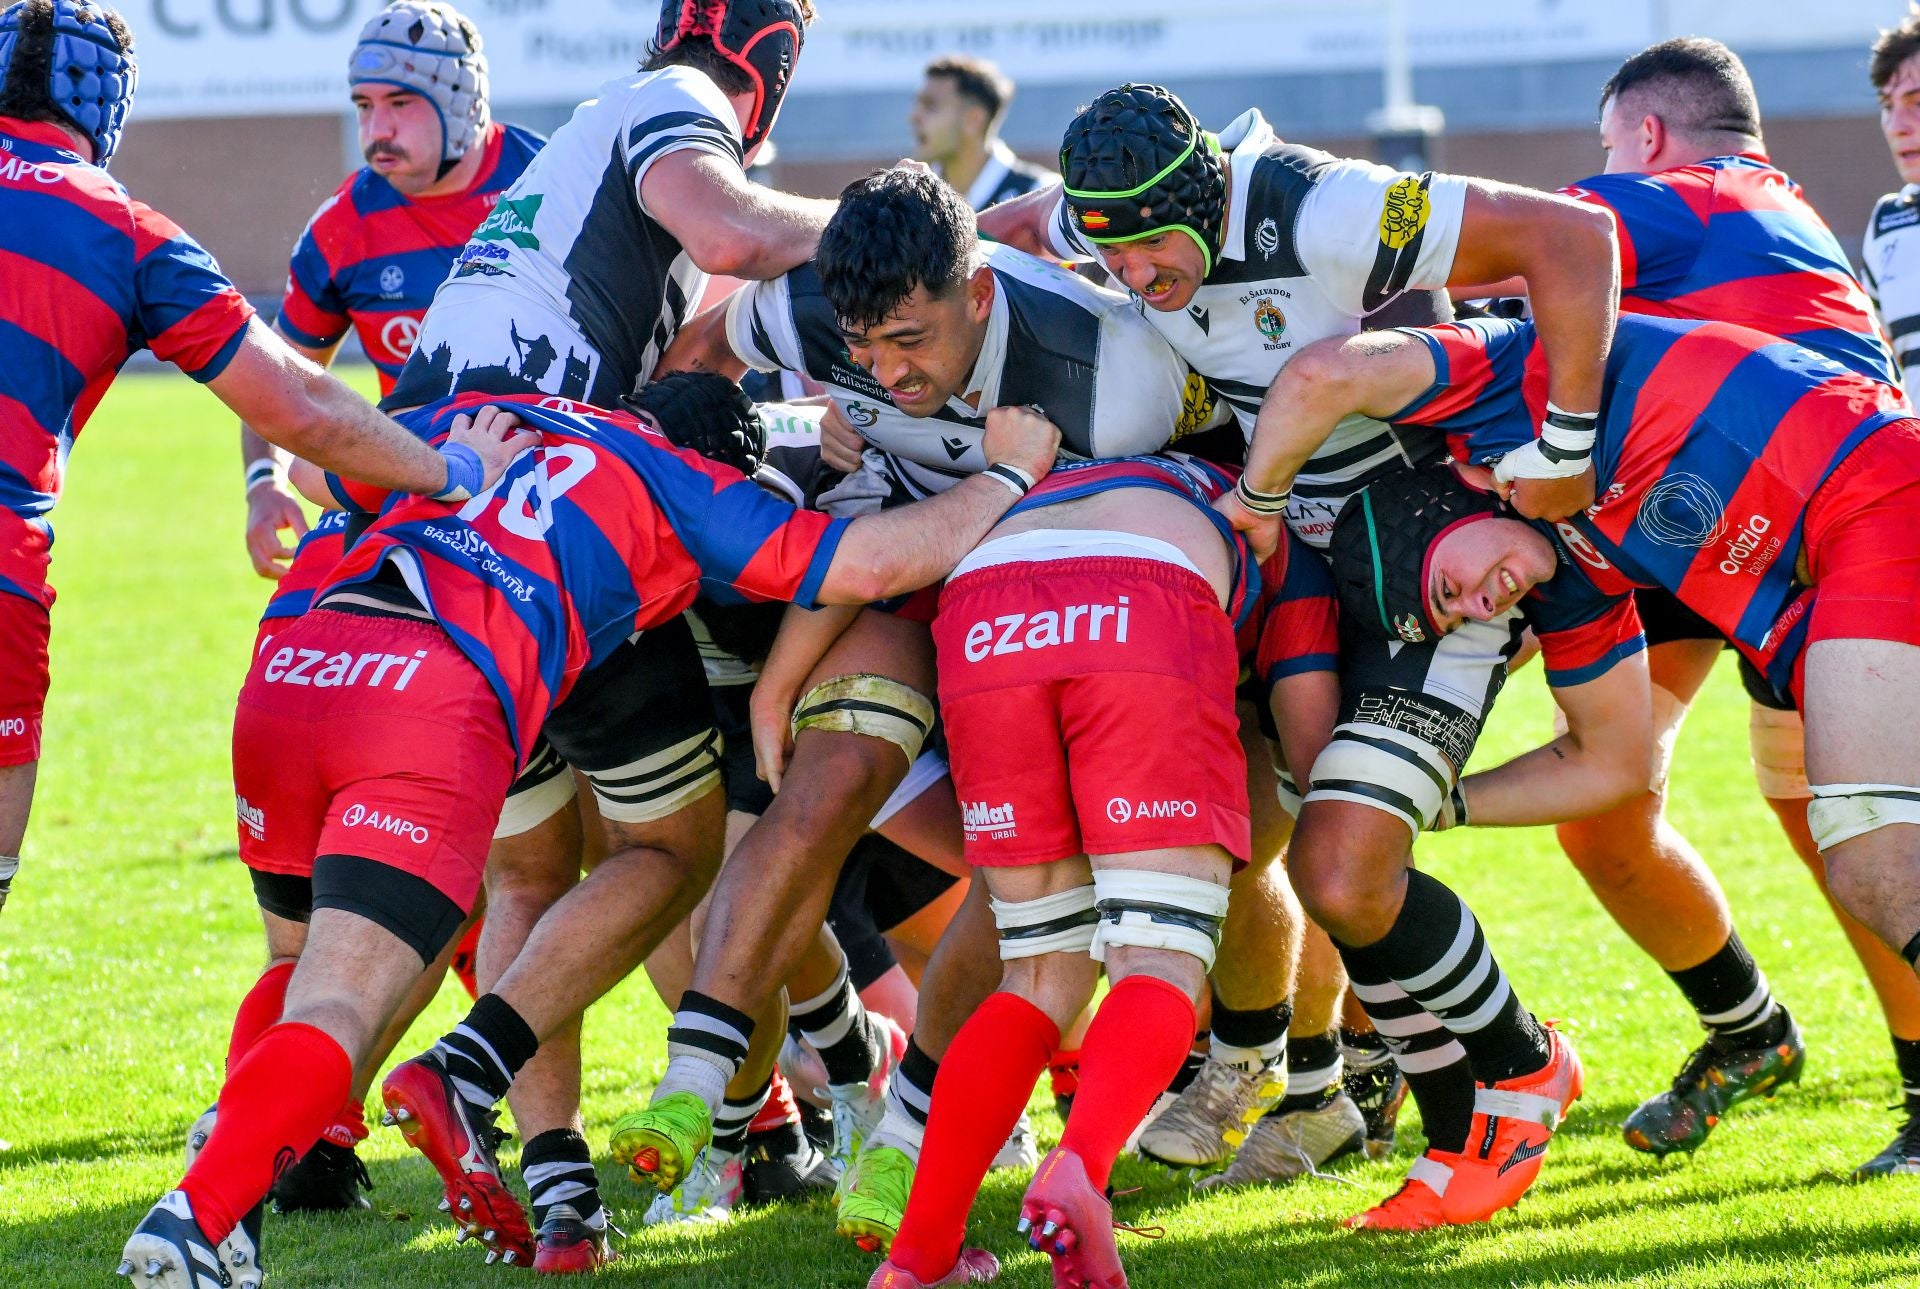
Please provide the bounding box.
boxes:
[4,370,1919,1287]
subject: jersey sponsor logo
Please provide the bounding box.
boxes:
[844,402,879,429]
[1878,202,1920,233]
[1635,474,1727,548]
[1169,371,1217,441]
[379,264,405,297]
[235,794,266,841]
[455,242,512,279]
[473,193,544,249]
[340,802,430,844]
[263,646,429,689]
[1254,216,1281,259]
[961,596,1131,662]
[0,154,64,185]
[1255,299,1288,350]
[1554,521,1611,571]
[1719,512,1780,577]
[1106,796,1197,824]
[0,717,25,739]
[962,799,1018,839]
[1379,174,1432,250]
[381,315,422,358]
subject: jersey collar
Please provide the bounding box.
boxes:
[1214,109,1278,266]
[961,139,1021,212]
[0,115,88,160]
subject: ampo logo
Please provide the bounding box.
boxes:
[0,717,25,738]
[1635,474,1726,548]
[1107,797,1199,824]
[380,315,421,357]
[1106,797,1133,824]
[341,803,430,843]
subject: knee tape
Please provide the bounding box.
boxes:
[1269,744,1304,820]
[1749,705,1810,802]
[989,885,1098,960]
[1305,722,1453,836]
[589,727,723,824]
[1089,869,1230,970]
[1808,784,1920,852]
[791,673,935,765]
[494,743,578,839]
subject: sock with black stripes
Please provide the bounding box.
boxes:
[1337,951,1475,1153]
[657,990,754,1115]
[867,1036,939,1158]
[1340,869,1549,1087]
[521,1128,605,1231]
[1903,930,1920,973]
[790,960,886,1086]
[433,993,539,1117]
[1272,1029,1343,1116]
[1208,991,1291,1074]
[713,1076,775,1158]
[1895,1035,1920,1110]
[1668,932,1785,1043]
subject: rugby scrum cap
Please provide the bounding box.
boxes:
[350,1,490,169]
[1060,83,1227,276]
[0,0,137,166]
[1327,462,1503,647]
[657,0,807,153]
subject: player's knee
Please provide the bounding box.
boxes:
[1555,798,1666,889]
[1288,819,1405,945]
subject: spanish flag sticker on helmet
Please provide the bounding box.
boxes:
[1077,208,1111,231]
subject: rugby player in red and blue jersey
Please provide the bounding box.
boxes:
[117,393,1062,1289]
[0,0,524,924]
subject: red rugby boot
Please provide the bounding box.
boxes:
[867,1249,1000,1287]
[1441,1026,1584,1224]
[1344,1150,1457,1232]
[1018,1148,1128,1289]
[381,1051,533,1265]
[531,1203,617,1275]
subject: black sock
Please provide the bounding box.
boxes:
[434,993,539,1113]
[790,962,885,1087]
[1166,1047,1207,1096]
[1273,1030,1343,1115]
[1337,948,1476,1153]
[884,1037,939,1134]
[1894,1035,1920,1109]
[713,1076,773,1155]
[1903,930,1920,972]
[520,1128,602,1229]
[1667,932,1780,1041]
[1208,990,1292,1071]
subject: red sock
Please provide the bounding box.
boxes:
[892,993,1058,1283]
[318,1099,369,1149]
[1049,1048,1082,1101]
[226,961,295,1072]
[1061,975,1197,1190]
[450,917,484,1000]
[180,1022,352,1243]
[751,1067,801,1133]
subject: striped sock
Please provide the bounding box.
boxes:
[1273,1030,1343,1115]
[657,991,753,1115]
[868,1037,938,1158]
[1902,930,1920,973]
[713,1077,774,1156]
[790,961,884,1086]
[1339,960,1474,1153]
[1668,933,1780,1041]
[521,1128,603,1230]
[432,993,538,1115]
[1208,992,1291,1073]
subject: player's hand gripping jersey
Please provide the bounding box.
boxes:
[1393,314,1911,690]
[0,116,254,607]
[277,122,544,394]
[725,242,1218,503]
[1046,109,1468,545]
[1564,154,1895,384]
[317,394,847,761]
[388,68,744,410]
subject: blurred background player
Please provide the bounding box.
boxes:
[910,54,1053,212]
[0,0,503,920]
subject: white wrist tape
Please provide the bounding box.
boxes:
[1493,402,1597,483]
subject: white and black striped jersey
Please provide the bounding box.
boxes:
[952,139,1056,212]
[1863,186,1920,386]
[387,67,740,410]
[1045,109,1469,548]
[724,241,1221,500]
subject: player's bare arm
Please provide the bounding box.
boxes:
[1269,669,1341,803]
[657,296,751,378]
[642,150,838,280]
[749,603,863,790]
[239,322,340,578]
[974,179,1064,256]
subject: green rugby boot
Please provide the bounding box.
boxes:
[610,1091,713,1194]
[1623,1008,1804,1157]
[836,1143,916,1254]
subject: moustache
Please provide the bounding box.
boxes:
[364,143,409,164]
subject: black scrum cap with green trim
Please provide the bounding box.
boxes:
[1059,83,1227,275]
[1328,464,1502,647]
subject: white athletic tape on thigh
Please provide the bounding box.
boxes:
[494,757,578,839]
[589,727,723,823]
[1305,722,1453,834]
[791,673,936,765]
[990,885,1098,960]
[1807,783,1920,851]
[1088,869,1231,969]
[1474,1086,1562,1130]
[870,749,950,829]
[1749,705,1810,802]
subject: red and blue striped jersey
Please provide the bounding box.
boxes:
[261,509,354,622]
[277,123,544,394]
[1563,156,1896,385]
[318,394,848,761]
[1392,314,1909,685]
[0,115,255,607]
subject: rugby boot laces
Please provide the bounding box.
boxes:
[118,1189,263,1289]
[1342,1042,1410,1160]
[532,1202,619,1275]
[1855,1097,1920,1178]
[1019,1147,1153,1289]
[837,1143,916,1253]
[1135,1054,1286,1170]
[608,1089,713,1194]
[866,1248,1001,1288]
[1623,1008,1804,1157]
[270,1140,374,1213]
[1345,1150,1459,1232]
[743,1120,840,1205]
[1441,1025,1584,1224]
[643,1145,745,1225]
[1196,1091,1366,1189]
[380,1051,532,1265]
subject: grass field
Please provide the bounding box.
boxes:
[4,370,1920,1288]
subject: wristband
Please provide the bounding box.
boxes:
[431,443,485,502]
[244,459,281,494]
[1538,401,1598,464]
[1234,476,1291,516]
[982,463,1035,498]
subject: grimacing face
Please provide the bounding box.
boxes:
[355,83,448,195]
[1097,230,1208,311]
[838,269,995,417]
[1424,517,1558,633]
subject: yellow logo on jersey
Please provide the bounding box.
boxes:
[1170,371,1217,441]
[1379,175,1431,251]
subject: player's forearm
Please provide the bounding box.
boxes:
[658,302,749,379]
[820,475,1021,604]
[759,603,861,707]
[977,183,1063,257]
[1459,732,1652,827]
[1243,334,1418,494]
